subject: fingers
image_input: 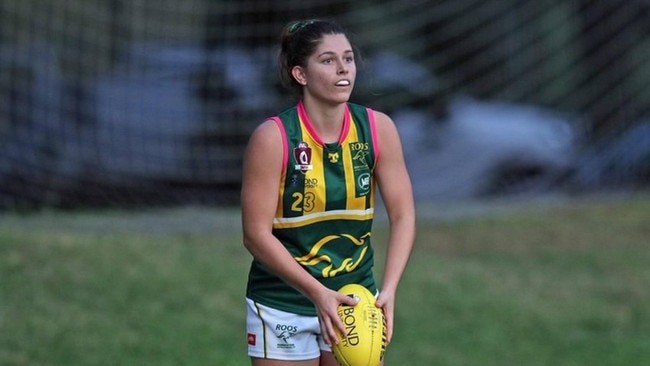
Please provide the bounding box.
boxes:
[375,292,394,344]
[383,305,394,344]
[340,292,360,306]
[331,293,359,344]
[318,312,339,347]
[318,291,360,346]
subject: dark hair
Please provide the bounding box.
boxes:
[278,19,351,94]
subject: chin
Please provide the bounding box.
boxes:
[334,92,353,103]
[312,90,352,105]
[330,97,351,106]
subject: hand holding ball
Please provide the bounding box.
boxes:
[333,284,387,366]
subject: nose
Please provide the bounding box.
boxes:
[337,59,348,74]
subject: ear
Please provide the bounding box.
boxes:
[291,66,307,85]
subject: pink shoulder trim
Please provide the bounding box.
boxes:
[269,117,288,171]
[367,107,379,162]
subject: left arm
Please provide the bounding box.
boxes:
[372,111,416,344]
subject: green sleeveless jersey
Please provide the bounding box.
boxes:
[246,101,379,315]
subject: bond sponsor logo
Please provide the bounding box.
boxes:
[304,177,318,189]
[293,141,313,174]
[288,174,318,189]
[275,323,298,349]
[340,307,360,346]
[247,333,256,346]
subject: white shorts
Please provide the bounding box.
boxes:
[246,298,331,361]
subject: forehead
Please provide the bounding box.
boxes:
[312,33,352,55]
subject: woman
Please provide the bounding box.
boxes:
[241,19,415,365]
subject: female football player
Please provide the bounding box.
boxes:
[241,18,415,366]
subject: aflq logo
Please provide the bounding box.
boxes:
[293,141,313,174]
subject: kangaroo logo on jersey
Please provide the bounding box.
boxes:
[349,142,372,197]
[294,232,371,278]
[293,141,313,174]
[350,142,370,170]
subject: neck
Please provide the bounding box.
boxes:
[301,98,347,144]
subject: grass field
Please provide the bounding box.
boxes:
[1,194,649,365]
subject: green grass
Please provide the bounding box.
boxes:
[1,195,649,365]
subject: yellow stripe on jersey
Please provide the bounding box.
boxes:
[272,208,375,229]
[342,115,374,211]
[298,113,327,213]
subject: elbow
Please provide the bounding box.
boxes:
[242,232,256,254]
[388,208,416,234]
[242,229,269,257]
[387,201,415,224]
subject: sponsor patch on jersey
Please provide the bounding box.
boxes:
[358,172,371,192]
[293,141,313,174]
[349,141,372,197]
[349,142,370,171]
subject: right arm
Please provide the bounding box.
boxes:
[240,120,356,346]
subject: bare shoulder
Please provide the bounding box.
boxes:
[249,118,282,143]
[242,118,284,174]
[371,109,394,126]
[241,119,284,225]
[245,119,283,154]
[369,109,401,140]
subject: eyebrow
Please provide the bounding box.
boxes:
[316,50,354,58]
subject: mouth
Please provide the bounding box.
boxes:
[335,79,351,87]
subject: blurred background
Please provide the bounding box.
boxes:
[1,0,649,210]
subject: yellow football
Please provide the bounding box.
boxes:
[333,284,386,366]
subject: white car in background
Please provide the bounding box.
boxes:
[395,97,577,200]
